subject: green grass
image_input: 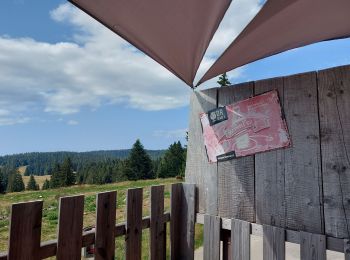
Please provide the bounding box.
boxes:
[0,178,204,259]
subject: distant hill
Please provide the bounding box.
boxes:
[0,149,165,176]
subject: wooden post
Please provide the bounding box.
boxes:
[57,195,84,260]
[300,231,326,260]
[150,185,166,260]
[204,215,220,260]
[8,201,43,260]
[126,188,143,260]
[171,183,195,260]
[231,219,250,260]
[95,191,117,260]
[263,225,285,260]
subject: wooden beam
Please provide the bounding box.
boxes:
[204,215,221,260]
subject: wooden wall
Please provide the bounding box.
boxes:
[185,65,350,239]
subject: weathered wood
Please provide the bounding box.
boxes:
[185,88,218,214]
[345,239,350,260]
[318,65,350,238]
[57,195,84,260]
[126,188,143,260]
[217,83,255,221]
[171,183,195,260]
[300,231,326,260]
[231,219,250,260]
[95,191,117,260]
[150,185,166,260]
[203,215,220,260]
[263,225,285,260]
[255,72,324,233]
[8,201,43,260]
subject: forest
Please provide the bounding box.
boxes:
[0,140,186,194]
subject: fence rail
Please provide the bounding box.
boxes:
[0,183,195,260]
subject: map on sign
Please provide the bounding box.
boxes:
[200,90,291,163]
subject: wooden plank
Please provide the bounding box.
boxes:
[231,219,250,260]
[217,83,255,221]
[263,225,285,260]
[185,88,218,214]
[203,215,220,260]
[318,65,350,238]
[255,72,324,233]
[345,239,350,260]
[8,201,43,260]
[57,195,84,260]
[150,185,166,260]
[222,230,232,260]
[171,183,195,260]
[95,191,117,260]
[126,188,143,260]
[300,231,326,260]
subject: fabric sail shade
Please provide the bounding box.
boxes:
[68,0,231,87]
[198,0,350,85]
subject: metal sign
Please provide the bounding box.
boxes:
[200,90,291,163]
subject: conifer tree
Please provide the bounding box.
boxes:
[127,139,154,180]
[0,169,6,194]
[157,141,186,178]
[42,179,50,190]
[217,72,231,87]
[50,163,61,188]
[7,172,25,192]
[27,175,39,190]
[62,157,75,186]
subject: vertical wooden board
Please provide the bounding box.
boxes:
[231,219,250,260]
[345,239,350,260]
[57,195,84,260]
[8,201,43,260]
[203,215,221,260]
[150,185,166,260]
[126,188,143,260]
[283,72,323,233]
[300,231,326,260]
[318,65,350,238]
[218,83,255,221]
[263,225,285,260]
[255,77,286,227]
[255,73,324,234]
[95,191,117,260]
[185,88,218,215]
[171,183,195,260]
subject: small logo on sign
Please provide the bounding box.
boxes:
[208,107,228,126]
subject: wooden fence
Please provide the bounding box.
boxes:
[0,183,195,260]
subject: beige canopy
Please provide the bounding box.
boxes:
[198,0,350,85]
[69,0,350,88]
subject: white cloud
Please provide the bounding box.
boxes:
[67,120,79,125]
[0,1,263,124]
[153,129,188,139]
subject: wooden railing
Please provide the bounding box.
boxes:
[0,183,195,260]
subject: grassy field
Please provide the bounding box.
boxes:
[17,165,51,188]
[0,178,203,259]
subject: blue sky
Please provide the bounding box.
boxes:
[0,0,349,155]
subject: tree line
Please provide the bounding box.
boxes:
[0,140,186,193]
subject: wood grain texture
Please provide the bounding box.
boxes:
[203,215,220,260]
[300,231,326,260]
[8,201,43,260]
[231,219,250,260]
[150,185,166,260]
[57,195,84,260]
[263,225,285,260]
[171,183,195,260]
[126,188,143,260]
[95,191,117,260]
[318,65,350,238]
[185,88,218,214]
[255,72,324,233]
[217,83,255,221]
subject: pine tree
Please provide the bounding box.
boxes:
[27,175,39,191]
[62,157,75,186]
[7,172,25,192]
[217,72,231,87]
[127,139,154,180]
[0,169,6,194]
[157,141,186,178]
[50,163,61,188]
[42,179,50,190]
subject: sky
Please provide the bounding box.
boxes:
[0,0,349,155]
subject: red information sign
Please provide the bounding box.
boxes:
[200,90,291,163]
